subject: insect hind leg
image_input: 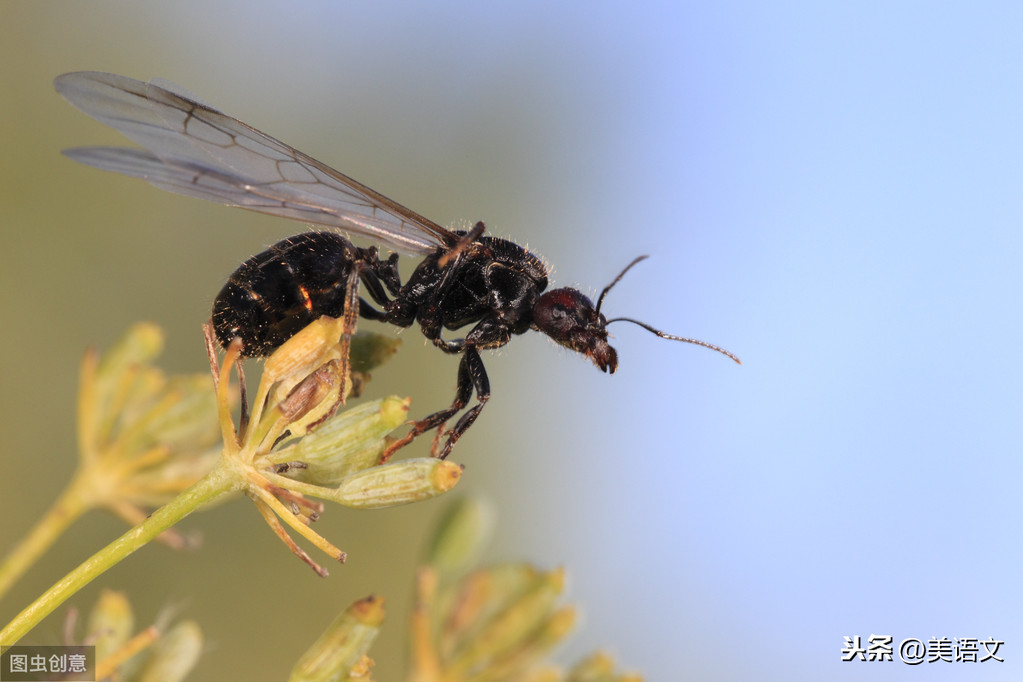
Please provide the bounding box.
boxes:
[380,346,488,461]
[335,265,362,406]
[431,347,489,459]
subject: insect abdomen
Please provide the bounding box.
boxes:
[212,231,359,356]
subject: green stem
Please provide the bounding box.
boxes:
[0,463,239,645]
[0,476,91,602]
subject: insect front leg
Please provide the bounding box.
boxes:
[360,249,403,301]
[358,269,393,309]
[356,268,395,324]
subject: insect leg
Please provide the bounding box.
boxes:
[425,318,509,457]
[431,336,466,354]
[376,252,403,298]
[359,267,392,308]
[357,251,405,322]
[336,265,362,406]
[379,346,478,462]
[356,268,390,322]
[358,299,388,321]
[432,347,489,459]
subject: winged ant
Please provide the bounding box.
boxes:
[55,71,740,460]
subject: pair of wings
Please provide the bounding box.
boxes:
[54,71,457,255]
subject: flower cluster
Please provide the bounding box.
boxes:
[286,498,643,681]
[74,323,221,543]
[70,589,203,682]
[207,315,463,576]
[411,499,642,682]
[0,323,221,601]
[0,317,466,645]
[3,318,643,679]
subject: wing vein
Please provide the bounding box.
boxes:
[55,71,455,255]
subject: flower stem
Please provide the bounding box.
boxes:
[0,476,91,602]
[0,463,239,645]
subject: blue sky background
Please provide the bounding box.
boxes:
[2,2,1021,680]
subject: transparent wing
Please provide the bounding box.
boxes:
[54,71,454,255]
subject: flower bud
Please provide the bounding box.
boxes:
[442,563,543,638]
[288,596,384,682]
[127,375,220,453]
[267,397,409,485]
[425,497,494,579]
[330,458,463,509]
[136,620,203,682]
[95,322,163,379]
[82,323,164,456]
[444,567,564,674]
[264,316,349,400]
[568,652,644,681]
[86,589,134,661]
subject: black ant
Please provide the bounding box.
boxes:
[55,71,740,460]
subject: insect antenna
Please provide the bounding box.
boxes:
[605,316,742,364]
[596,255,649,314]
[599,255,741,364]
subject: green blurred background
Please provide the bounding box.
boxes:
[5,2,1023,681]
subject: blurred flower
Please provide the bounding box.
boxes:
[285,498,641,681]
[0,323,221,600]
[408,499,642,682]
[68,588,203,682]
[410,563,575,682]
[423,497,494,578]
[289,595,385,682]
[74,323,221,541]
